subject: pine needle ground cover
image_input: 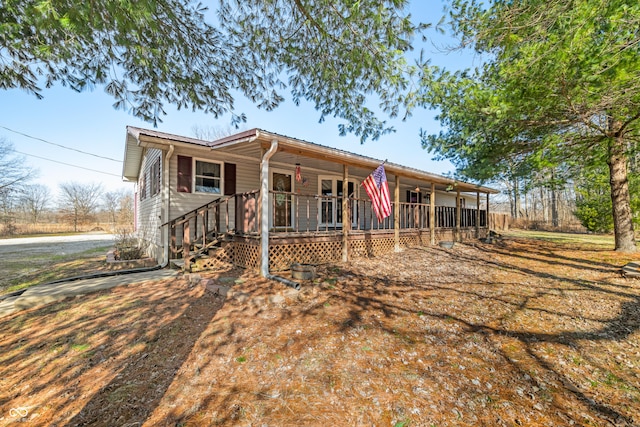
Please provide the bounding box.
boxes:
[1,233,639,426]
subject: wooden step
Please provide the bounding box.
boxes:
[622,262,640,278]
[170,259,185,270]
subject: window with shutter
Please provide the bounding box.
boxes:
[194,160,222,193]
[156,157,161,195]
[150,156,161,196]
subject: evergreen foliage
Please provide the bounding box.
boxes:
[0,0,425,141]
[417,0,640,251]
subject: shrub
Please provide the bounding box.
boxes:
[113,229,147,260]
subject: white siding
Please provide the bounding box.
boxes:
[137,148,163,259]
[168,146,260,230]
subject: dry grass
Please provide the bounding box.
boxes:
[1,233,640,426]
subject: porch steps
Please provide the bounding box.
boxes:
[171,235,229,272]
[622,262,640,278]
[169,259,187,272]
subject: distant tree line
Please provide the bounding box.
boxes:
[0,138,134,236]
[487,149,640,234]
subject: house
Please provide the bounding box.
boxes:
[122,127,498,276]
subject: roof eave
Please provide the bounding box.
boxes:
[122,127,144,182]
[254,130,498,194]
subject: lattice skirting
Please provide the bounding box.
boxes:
[269,240,342,271]
[192,246,233,272]
[196,228,488,272]
[433,228,485,242]
[230,241,260,269]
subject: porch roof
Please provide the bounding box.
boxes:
[123,126,498,194]
[209,129,499,194]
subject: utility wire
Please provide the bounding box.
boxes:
[0,125,122,162]
[14,150,121,177]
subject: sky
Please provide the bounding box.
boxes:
[0,2,477,199]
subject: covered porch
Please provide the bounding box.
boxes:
[166,187,491,273]
[162,131,496,274]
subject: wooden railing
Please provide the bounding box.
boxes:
[166,191,259,259]
[165,189,488,259]
[268,191,487,233]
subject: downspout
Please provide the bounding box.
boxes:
[162,144,174,267]
[260,139,278,277]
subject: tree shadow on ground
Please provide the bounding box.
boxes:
[63,283,225,427]
[299,244,640,426]
[0,275,226,427]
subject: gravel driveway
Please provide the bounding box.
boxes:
[0,233,117,293]
[0,232,116,260]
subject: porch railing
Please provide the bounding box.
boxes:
[165,190,259,259]
[269,191,487,233]
[165,189,487,259]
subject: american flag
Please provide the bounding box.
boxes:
[363,163,391,221]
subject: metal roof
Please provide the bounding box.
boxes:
[123,126,498,194]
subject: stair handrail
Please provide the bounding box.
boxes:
[160,189,260,229]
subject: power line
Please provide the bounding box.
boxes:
[0,125,122,162]
[13,150,121,178]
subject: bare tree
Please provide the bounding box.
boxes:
[0,138,35,234]
[102,188,134,230]
[58,182,103,232]
[117,191,135,230]
[19,184,50,223]
[103,189,123,226]
[0,138,32,191]
[190,124,244,141]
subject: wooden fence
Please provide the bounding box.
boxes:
[489,213,510,231]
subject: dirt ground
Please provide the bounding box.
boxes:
[1,234,639,426]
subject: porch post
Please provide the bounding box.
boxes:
[456,187,461,242]
[163,144,174,266]
[486,192,491,230]
[394,174,400,252]
[430,182,435,245]
[476,190,480,238]
[260,140,278,277]
[342,164,350,262]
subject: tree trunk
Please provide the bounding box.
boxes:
[551,187,558,228]
[540,187,547,223]
[607,136,636,252]
[513,178,520,219]
[550,169,559,227]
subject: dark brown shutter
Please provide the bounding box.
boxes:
[406,190,411,203]
[177,155,192,193]
[224,162,236,195]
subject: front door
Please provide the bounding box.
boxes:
[272,171,293,228]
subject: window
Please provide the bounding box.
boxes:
[177,156,235,195]
[407,190,421,204]
[139,172,147,200]
[194,160,222,194]
[150,157,161,196]
[318,177,357,227]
